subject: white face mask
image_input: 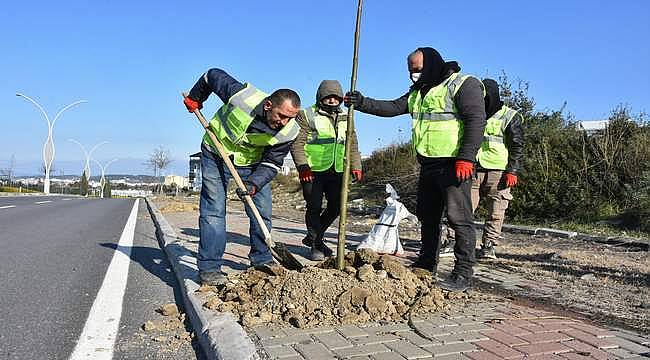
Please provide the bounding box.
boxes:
[410,72,422,83]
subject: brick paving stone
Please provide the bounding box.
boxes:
[464,351,505,360]
[263,334,314,347]
[434,332,489,344]
[568,323,614,338]
[284,327,335,336]
[606,347,646,358]
[371,352,408,360]
[422,342,477,356]
[531,324,575,333]
[514,342,572,356]
[531,319,577,326]
[417,324,454,338]
[351,334,401,345]
[562,340,612,360]
[399,331,439,347]
[348,356,373,360]
[481,329,529,346]
[433,354,470,360]
[474,339,525,359]
[364,323,412,334]
[608,336,650,354]
[503,319,537,328]
[424,316,461,327]
[561,329,618,349]
[253,326,287,340]
[488,322,533,336]
[265,345,300,359]
[314,332,353,350]
[278,356,304,360]
[338,325,370,338]
[385,340,431,359]
[333,343,391,358]
[295,342,336,360]
[524,355,565,359]
[518,331,573,344]
[453,323,492,333]
[611,331,650,346]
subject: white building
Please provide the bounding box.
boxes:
[164,175,189,188]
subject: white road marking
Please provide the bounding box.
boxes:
[34,200,52,204]
[62,198,74,201]
[0,205,16,209]
[69,199,139,360]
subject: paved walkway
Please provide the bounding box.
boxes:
[160,207,650,360]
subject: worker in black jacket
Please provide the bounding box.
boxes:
[345,47,486,291]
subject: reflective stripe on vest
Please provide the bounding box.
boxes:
[202,83,299,166]
[303,105,348,172]
[476,105,518,170]
[408,72,483,158]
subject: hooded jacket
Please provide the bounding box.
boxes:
[291,80,362,171]
[481,79,524,175]
[353,47,486,165]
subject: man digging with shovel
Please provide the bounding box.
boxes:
[183,68,301,286]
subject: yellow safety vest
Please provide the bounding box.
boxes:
[203,83,300,166]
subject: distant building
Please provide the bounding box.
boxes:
[577,120,609,135]
[164,175,189,188]
[189,152,201,191]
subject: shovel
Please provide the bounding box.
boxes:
[182,92,303,271]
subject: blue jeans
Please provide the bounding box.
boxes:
[198,144,273,273]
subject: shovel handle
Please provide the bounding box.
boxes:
[182,92,274,246]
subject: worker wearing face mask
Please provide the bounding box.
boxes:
[291,80,362,261]
[344,47,486,292]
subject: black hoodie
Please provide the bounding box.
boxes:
[353,48,486,164]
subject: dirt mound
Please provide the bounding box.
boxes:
[198,249,465,328]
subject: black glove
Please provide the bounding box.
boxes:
[344,90,363,107]
[235,181,257,200]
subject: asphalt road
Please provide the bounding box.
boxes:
[0,196,202,359]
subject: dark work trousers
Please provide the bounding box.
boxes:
[301,169,343,246]
[416,161,476,277]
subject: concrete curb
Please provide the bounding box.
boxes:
[473,221,648,250]
[144,197,258,360]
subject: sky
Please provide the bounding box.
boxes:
[1,0,648,176]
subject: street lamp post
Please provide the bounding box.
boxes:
[92,158,118,198]
[68,139,108,181]
[16,93,87,194]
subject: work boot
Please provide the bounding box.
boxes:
[476,245,497,260]
[251,259,281,275]
[439,272,471,292]
[199,271,228,287]
[301,235,313,247]
[410,257,437,274]
[310,242,333,261]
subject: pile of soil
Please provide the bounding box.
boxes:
[198,249,467,328]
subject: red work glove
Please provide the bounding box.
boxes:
[298,166,314,182]
[183,96,203,113]
[455,160,474,182]
[352,169,363,182]
[504,172,518,187]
